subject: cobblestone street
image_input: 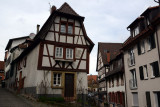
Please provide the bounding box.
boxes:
[0,87,53,107]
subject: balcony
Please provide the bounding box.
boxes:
[129,79,137,90]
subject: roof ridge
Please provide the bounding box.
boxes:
[57,2,79,16]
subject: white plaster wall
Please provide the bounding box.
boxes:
[108,75,125,93]
[75,48,83,59]
[45,32,55,41]
[79,60,86,69]
[77,72,88,94]
[10,39,26,50]
[67,36,73,44]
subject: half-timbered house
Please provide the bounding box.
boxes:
[96,42,123,104]
[11,2,94,100]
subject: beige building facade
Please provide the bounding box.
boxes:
[122,6,160,107]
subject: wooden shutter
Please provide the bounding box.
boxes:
[157,92,160,107]
[139,66,144,80]
[153,61,159,77]
[137,42,141,55]
[146,92,151,107]
[151,34,156,49]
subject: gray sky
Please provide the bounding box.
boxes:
[0,0,157,75]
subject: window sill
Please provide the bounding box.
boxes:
[55,59,74,62]
[144,77,149,80]
[51,86,63,89]
[151,76,155,79]
[129,64,135,67]
[60,32,74,36]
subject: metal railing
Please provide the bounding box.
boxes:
[128,58,135,67]
[129,79,137,90]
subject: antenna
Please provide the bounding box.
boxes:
[48,2,52,12]
[49,2,51,9]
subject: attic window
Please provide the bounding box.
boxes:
[132,26,139,37]
[68,24,73,34]
[60,21,74,34]
[60,23,66,33]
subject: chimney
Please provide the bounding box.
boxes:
[37,24,40,34]
[50,6,56,14]
[107,51,110,63]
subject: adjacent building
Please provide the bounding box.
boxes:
[106,50,126,107]
[5,2,94,101]
[87,75,98,92]
[122,6,160,107]
[0,61,5,85]
[4,35,34,89]
[96,43,123,103]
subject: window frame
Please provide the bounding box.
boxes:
[53,73,62,86]
[128,47,135,66]
[54,46,75,60]
[150,61,159,78]
[66,48,74,59]
[60,21,74,35]
[55,47,63,59]
[132,26,139,37]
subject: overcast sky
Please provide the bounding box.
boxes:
[0,0,158,75]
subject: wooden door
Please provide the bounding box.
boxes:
[65,73,74,97]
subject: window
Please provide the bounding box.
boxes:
[68,24,73,34]
[110,64,113,71]
[133,26,139,37]
[132,92,139,106]
[146,18,150,26]
[128,48,135,66]
[147,34,156,51]
[130,69,137,89]
[146,92,151,107]
[60,24,66,33]
[109,78,111,88]
[60,22,74,34]
[150,61,159,78]
[117,75,119,86]
[121,74,124,86]
[55,47,63,58]
[137,40,145,55]
[112,77,114,87]
[53,73,61,86]
[118,59,122,67]
[139,65,148,80]
[66,48,73,59]
[154,92,160,107]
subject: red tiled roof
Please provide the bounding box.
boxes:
[0,61,4,71]
[87,75,97,81]
[98,43,122,66]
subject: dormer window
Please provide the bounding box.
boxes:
[133,26,139,37]
[60,22,74,34]
[146,18,150,26]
